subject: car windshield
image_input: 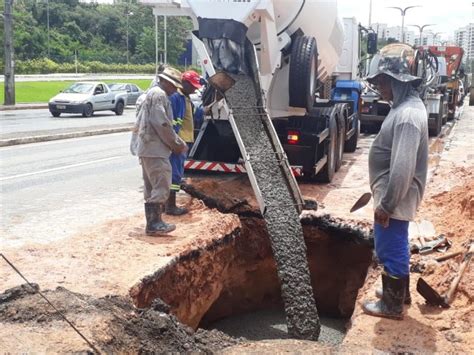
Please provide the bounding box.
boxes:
[63,83,94,94]
[109,84,127,91]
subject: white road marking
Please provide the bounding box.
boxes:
[0,156,124,181]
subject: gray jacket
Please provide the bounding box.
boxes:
[368,95,428,221]
[130,86,186,158]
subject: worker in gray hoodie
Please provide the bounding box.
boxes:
[363,44,429,320]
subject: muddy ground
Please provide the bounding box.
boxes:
[0,103,472,353]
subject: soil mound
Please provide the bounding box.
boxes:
[0,284,240,353]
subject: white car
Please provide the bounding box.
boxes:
[48,82,128,117]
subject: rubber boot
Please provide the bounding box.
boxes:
[144,203,176,235]
[375,274,411,305]
[362,273,406,320]
[165,191,189,216]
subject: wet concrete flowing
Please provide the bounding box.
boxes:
[225,74,320,340]
[209,308,346,346]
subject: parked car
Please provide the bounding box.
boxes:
[108,83,143,105]
[48,82,128,117]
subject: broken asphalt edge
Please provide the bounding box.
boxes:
[0,125,133,147]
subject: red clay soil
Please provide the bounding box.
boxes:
[0,199,240,299]
[339,109,473,353]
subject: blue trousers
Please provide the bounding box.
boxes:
[374,218,410,278]
[170,152,186,192]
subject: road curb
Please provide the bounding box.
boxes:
[0,125,133,147]
[0,104,48,111]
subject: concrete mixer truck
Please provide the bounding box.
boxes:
[140,0,364,341]
[141,0,362,184]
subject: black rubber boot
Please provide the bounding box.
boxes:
[375,274,411,305]
[363,273,405,320]
[165,191,189,216]
[144,203,176,235]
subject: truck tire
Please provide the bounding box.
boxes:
[335,112,345,172]
[344,114,359,153]
[429,114,442,137]
[114,101,125,116]
[82,103,93,117]
[289,35,318,111]
[317,115,337,183]
[50,111,61,118]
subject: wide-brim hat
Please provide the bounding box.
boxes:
[158,66,183,89]
[366,43,422,86]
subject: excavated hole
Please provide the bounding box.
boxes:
[129,202,373,346]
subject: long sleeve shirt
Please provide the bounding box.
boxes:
[368,95,429,221]
[169,91,186,134]
[130,86,186,158]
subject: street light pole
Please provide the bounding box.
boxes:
[164,15,167,64]
[126,11,129,64]
[126,10,134,64]
[368,0,373,28]
[155,14,159,74]
[433,32,443,45]
[125,0,133,64]
[388,6,421,43]
[410,24,435,46]
[46,0,50,58]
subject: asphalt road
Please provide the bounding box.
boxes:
[0,132,143,248]
[0,108,136,139]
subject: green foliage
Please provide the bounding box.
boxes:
[1,0,193,68]
[10,58,157,74]
[0,58,200,75]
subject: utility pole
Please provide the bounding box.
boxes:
[388,6,421,43]
[164,15,167,64]
[4,0,15,105]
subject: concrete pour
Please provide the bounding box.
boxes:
[225,74,320,340]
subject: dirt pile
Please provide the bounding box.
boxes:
[416,174,474,306]
[422,173,474,241]
[0,284,240,353]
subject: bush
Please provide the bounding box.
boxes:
[3,58,201,75]
[12,58,164,74]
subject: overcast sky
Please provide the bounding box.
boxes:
[92,0,472,39]
[338,0,473,39]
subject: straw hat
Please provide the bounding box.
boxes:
[158,66,183,89]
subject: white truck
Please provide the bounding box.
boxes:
[141,1,363,183]
[48,81,128,117]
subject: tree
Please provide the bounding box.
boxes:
[4,0,192,65]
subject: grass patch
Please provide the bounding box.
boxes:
[0,79,153,104]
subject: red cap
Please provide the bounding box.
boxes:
[181,70,202,89]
